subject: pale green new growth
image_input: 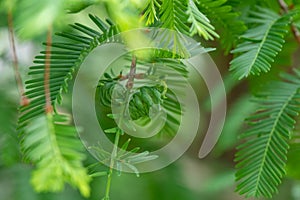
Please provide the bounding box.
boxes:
[187,0,219,40]
[22,114,90,197]
[141,0,161,25]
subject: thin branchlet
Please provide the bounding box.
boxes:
[7,11,29,106]
[44,26,53,113]
[126,54,137,89]
[278,0,300,44]
[104,54,138,199]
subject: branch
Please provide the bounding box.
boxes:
[119,73,145,81]
[7,11,29,106]
[278,0,300,44]
[125,54,137,89]
[44,26,53,113]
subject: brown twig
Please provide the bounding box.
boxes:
[278,0,300,44]
[7,11,29,106]
[119,73,145,81]
[278,0,289,12]
[125,55,137,89]
[44,26,53,113]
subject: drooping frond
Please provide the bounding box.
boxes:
[21,113,91,197]
[235,69,300,198]
[17,15,120,196]
[196,0,246,53]
[141,0,161,25]
[18,15,119,128]
[155,0,217,56]
[187,0,219,40]
[145,0,218,41]
[230,7,292,79]
[160,0,189,35]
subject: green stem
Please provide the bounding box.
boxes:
[103,54,137,199]
[104,129,121,199]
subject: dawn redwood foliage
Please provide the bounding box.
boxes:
[2,0,300,199]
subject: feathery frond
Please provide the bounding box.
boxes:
[18,15,119,128]
[196,0,246,53]
[235,69,300,198]
[187,0,219,40]
[143,0,218,41]
[21,113,91,197]
[160,0,189,35]
[230,7,292,79]
[17,15,120,196]
[141,0,161,25]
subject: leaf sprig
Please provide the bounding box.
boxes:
[22,114,90,197]
[235,69,300,198]
[230,7,292,79]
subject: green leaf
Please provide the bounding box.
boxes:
[235,69,300,198]
[230,7,292,79]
